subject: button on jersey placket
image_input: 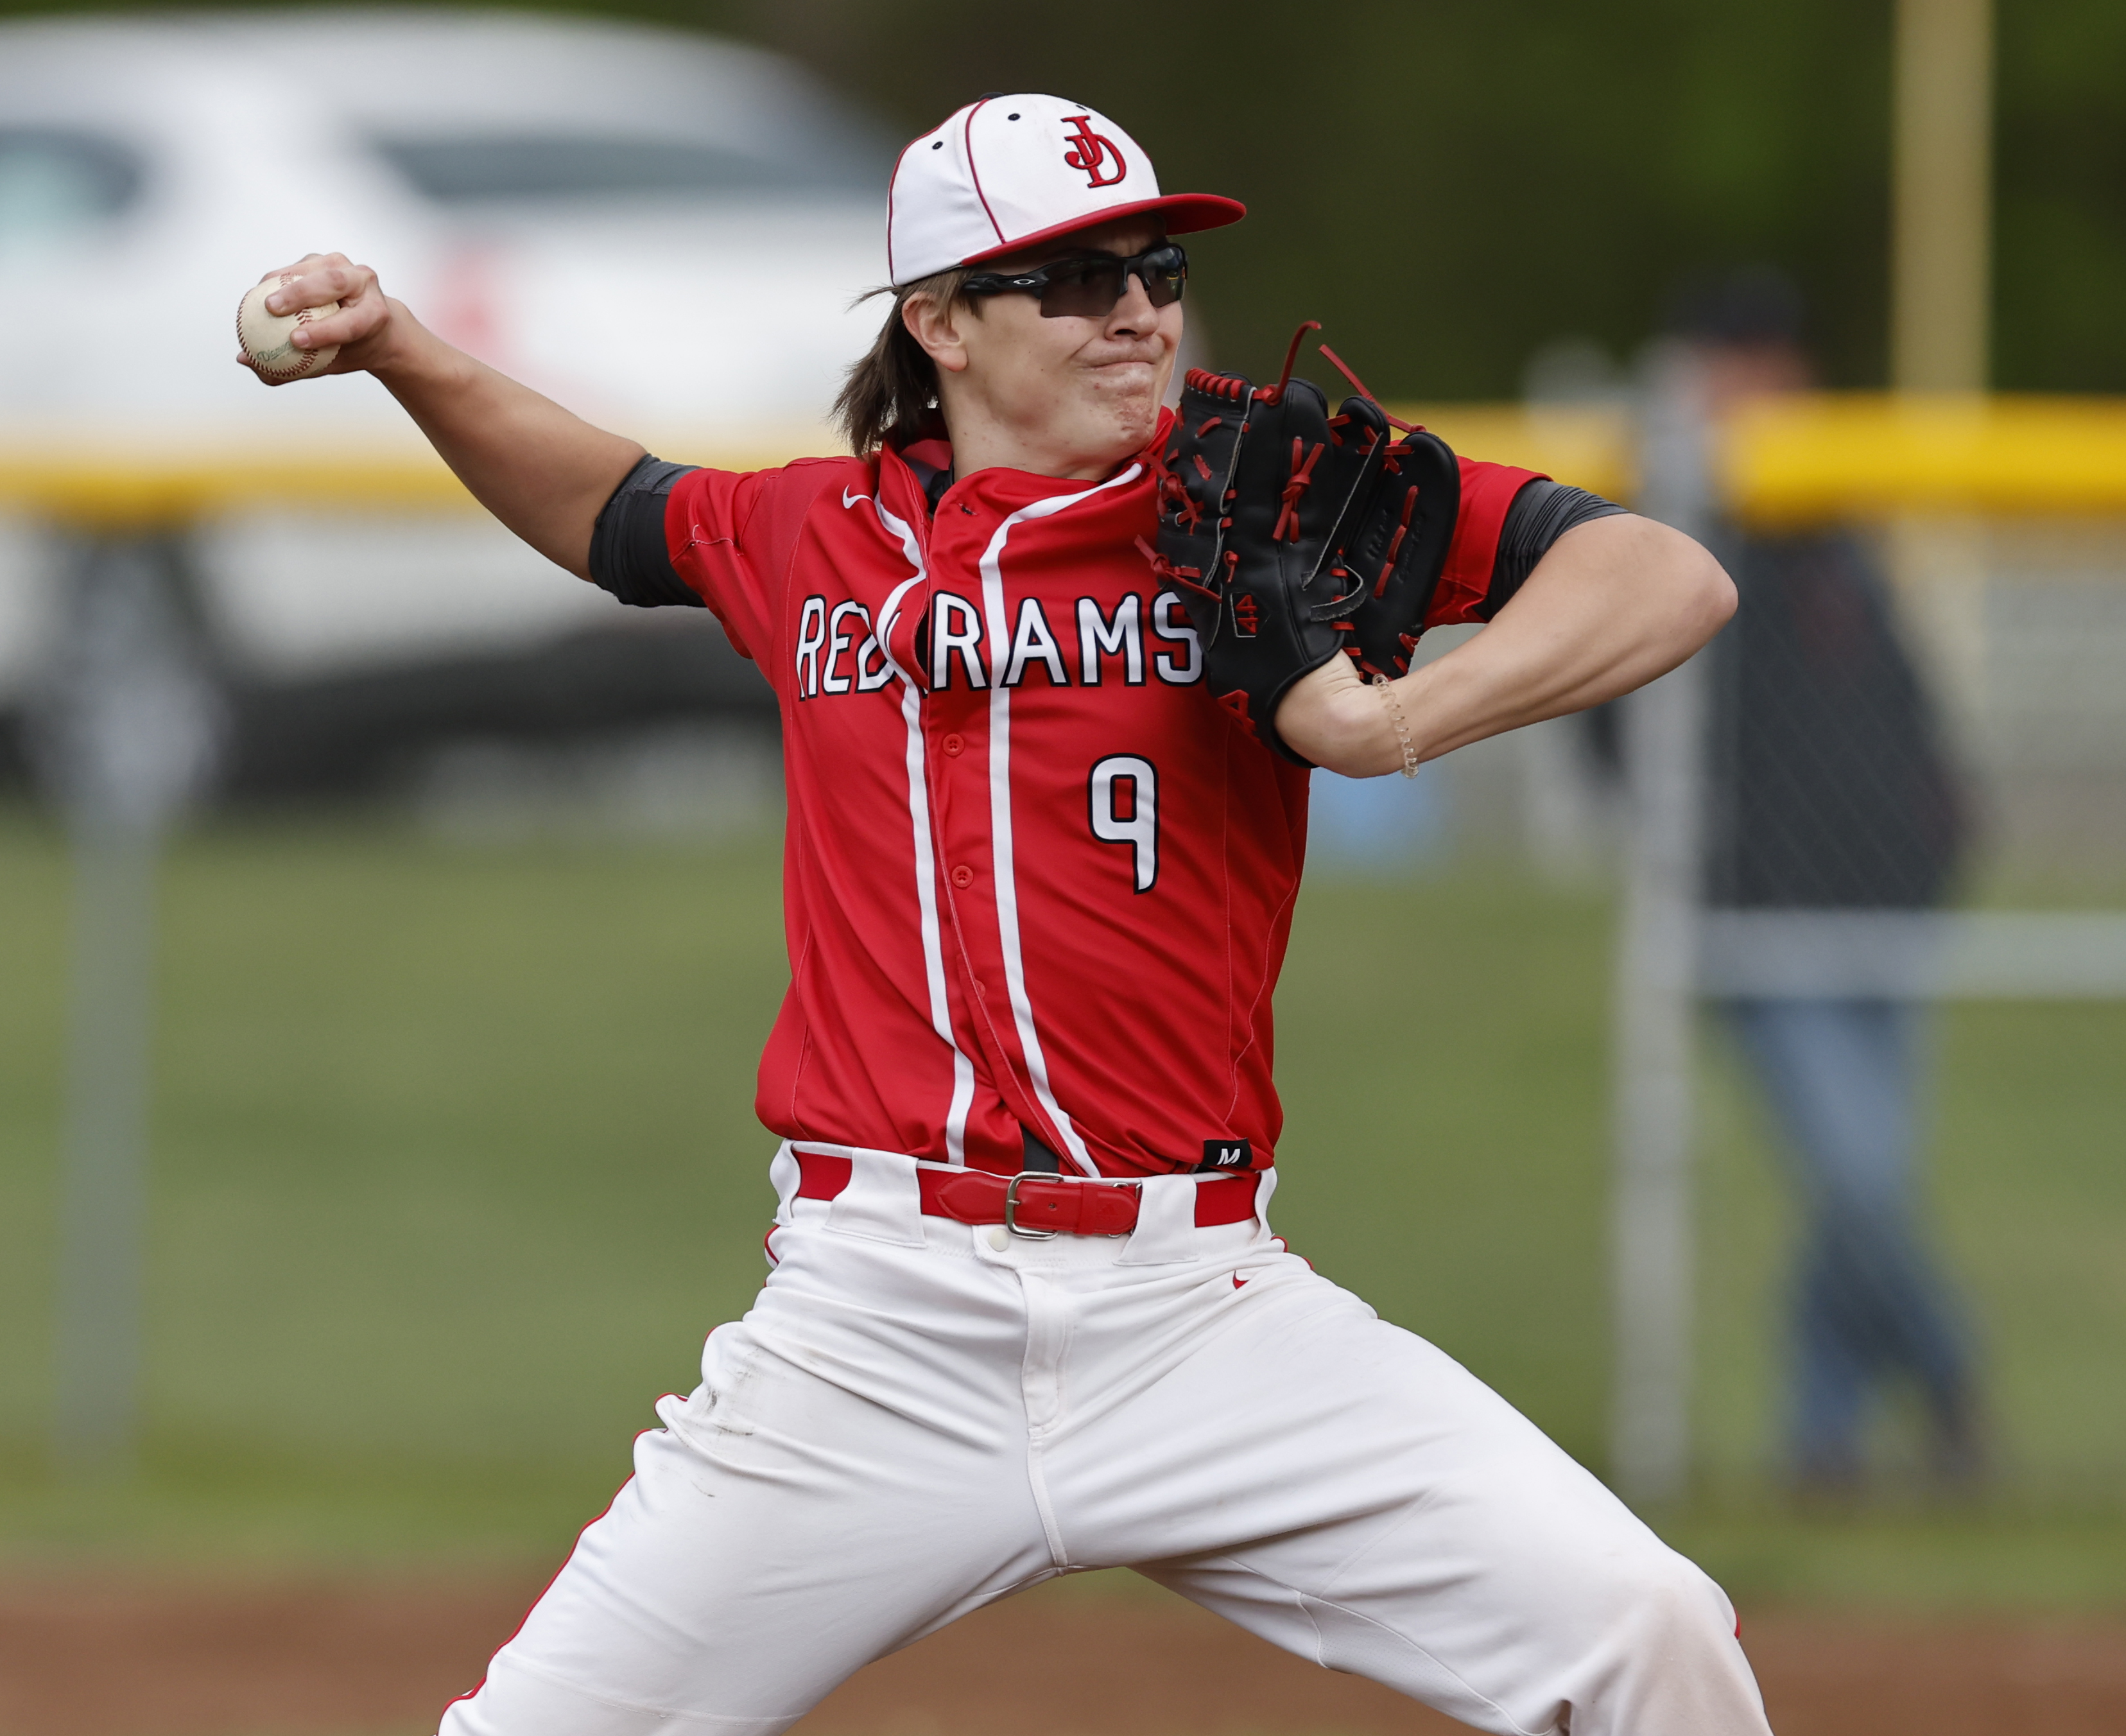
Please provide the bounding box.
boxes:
[940,714,976,896]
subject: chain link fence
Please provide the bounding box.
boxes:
[1684,508,2126,1508]
[1594,398,2126,1509]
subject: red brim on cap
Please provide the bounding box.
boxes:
[959,193,1247,267]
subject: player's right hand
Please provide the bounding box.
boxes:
[236,252,399,384]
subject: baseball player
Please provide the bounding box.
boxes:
[248,94,1769,1736]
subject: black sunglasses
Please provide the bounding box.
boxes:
[962,242,1188,320]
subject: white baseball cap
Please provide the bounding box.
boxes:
[886,93,1245,286]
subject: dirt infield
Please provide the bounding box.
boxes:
[2,1570,2122,1735]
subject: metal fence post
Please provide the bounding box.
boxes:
[50,819,161,1470]
[35,535,221,1474]
[1609,345,1715,1505]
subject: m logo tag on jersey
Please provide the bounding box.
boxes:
[1060,115,1127,188]
[1197,1138,1252,1172]
[1231,594,1262,638]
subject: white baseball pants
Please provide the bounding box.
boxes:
[440,1147,1770,1736]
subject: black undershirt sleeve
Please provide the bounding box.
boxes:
[587,455,704,608]
[1480,479,1630,620]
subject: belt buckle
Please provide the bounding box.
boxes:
[1003,1171,1059,1240]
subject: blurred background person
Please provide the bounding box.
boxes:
[1680,268,1983,1497]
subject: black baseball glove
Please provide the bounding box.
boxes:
[1151,344,1460,764]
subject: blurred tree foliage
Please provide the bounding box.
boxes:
[4,0,2120,395]
[1991,0,2126,394]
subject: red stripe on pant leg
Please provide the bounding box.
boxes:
[439,1464,645,1719]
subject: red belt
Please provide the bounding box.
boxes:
[793,1152,1261,1237]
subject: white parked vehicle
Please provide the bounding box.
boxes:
[0,8,888,714]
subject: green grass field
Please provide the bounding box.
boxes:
[1,810,2122,1608]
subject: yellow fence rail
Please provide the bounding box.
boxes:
[0,425,833,533]
[4,396,2125,532]
[1418,394,2126,525]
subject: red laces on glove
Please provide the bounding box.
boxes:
[1272,440,1325,542]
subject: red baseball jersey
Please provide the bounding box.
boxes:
[662,411,1538,1179]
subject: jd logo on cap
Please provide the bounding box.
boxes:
[1061,114,1127,189]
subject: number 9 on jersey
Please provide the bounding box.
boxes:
[1089,755,1159,893]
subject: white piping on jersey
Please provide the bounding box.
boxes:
[978,464,1145,1178]
[847,491,974,1167]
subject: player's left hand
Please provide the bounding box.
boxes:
[1273,654,1404,770]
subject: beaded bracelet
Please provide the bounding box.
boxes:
[1370,676,1421,779]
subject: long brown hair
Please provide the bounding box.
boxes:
[833,268,976,455]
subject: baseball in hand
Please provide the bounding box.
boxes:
[238,272,340,381]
